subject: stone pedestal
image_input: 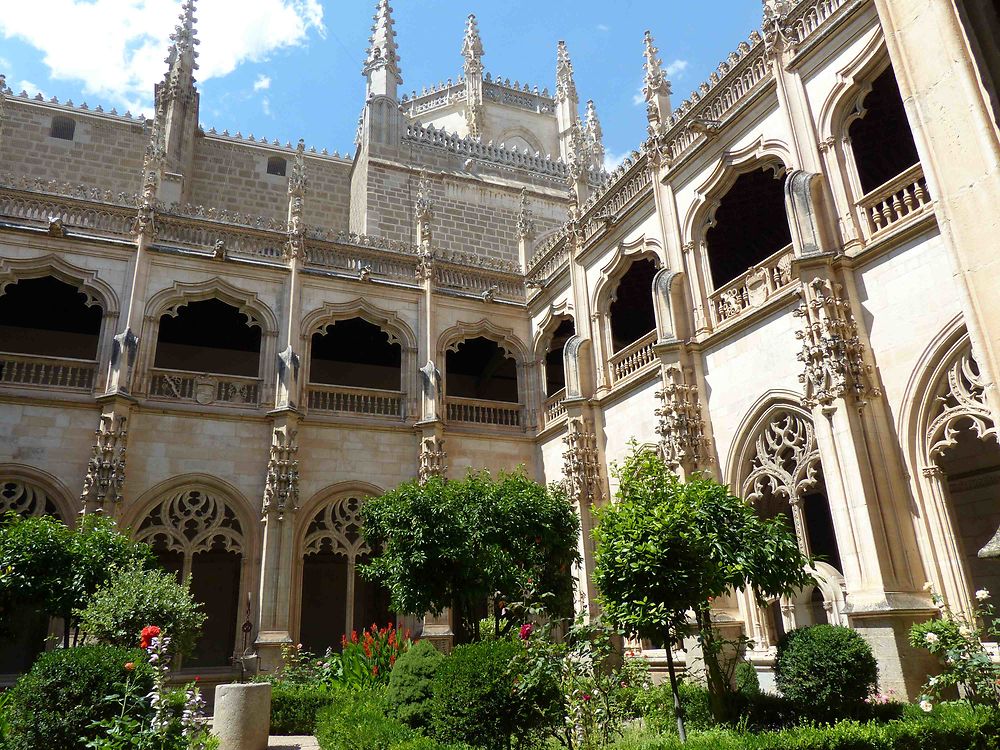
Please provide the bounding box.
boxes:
[214,682,271,750]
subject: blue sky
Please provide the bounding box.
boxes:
[0,1,762,165]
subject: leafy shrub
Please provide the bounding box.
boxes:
[77,567,206,657]
[270,681,336,735]
[734,662,760,698]
[5,645,154,750]
[776,624,878,721]
[637,681,716,735]
[314,686,470,750]
[341,622,413,687]
[609,701,1000,749]
[431,639,521,749]
[388,639,445,730]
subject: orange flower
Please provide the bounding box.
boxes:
[124,662,135,672]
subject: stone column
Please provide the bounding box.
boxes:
[873,0,1000,425]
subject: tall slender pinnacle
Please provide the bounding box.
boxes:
[461,14,484,61]
[157,0,200,108]
[363,0,402,99]
[585,100,604,169]
[555,40,577,102]
[642,30,672,127]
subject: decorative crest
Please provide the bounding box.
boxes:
[555,40,577,102]
[461,14,484,62]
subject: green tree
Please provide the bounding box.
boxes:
[360,469,580,644]
[0,513,155,647]
[592,446,813,737]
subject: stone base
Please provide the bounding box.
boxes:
[254,630,293,675]
[214,682,271,750]
[848,608,940,699]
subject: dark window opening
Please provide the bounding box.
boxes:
[50,116,76,141]
[310,318,402,390]
[446,336,519,402]
[154,298,262,377]
[266,156,287,176]
[188,547,241,667]
[545,318,575,397]
[705,167,791,289]
[849,66,920,195]
[802,490,842,573]
[609,258,657,353]
[955,0,1000,130]
[0,276,102,359]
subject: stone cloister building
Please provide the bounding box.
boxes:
[1,0,999,696]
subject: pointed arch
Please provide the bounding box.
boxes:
[144,277,277,333]
[0,464,76,526]
[0,254,119,315]
[438,318,528,363]
[301,298,416,350]
[590,234,663,315]
[816,28,887,144]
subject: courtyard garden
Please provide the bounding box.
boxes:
[0,446,997,749]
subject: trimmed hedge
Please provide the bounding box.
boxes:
[314,686,470,750]
[270,681,336,735]
[387,639,445,731]
[612,702,1000,750]
[5,644,155,750]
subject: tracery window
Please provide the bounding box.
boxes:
[0,479,59,518]
[136,488,245,667]
[298,495,391,654]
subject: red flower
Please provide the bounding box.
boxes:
[124,662,135,672]
[582,693,591,702]
[194,676,201,682]
[140,625,161,649]
[519,623,534,640]
[372,665,379,676]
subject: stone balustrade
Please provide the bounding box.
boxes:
[858,163,932,239]
[541,388,568,429]
[147,368,261,407]
[446,396,523,427]
[0,352,97,390]
[710,244,795,326]
[609,331,658,385]
[306,383,404,418]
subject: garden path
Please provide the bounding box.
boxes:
[267,736,319,749]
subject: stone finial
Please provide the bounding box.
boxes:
[643,30,672,127]
[584,99,604,168]
[461,13,484,62]
[516,187,535,240]
[289,139,307,197]
[363,0,403,93]
[157,0,200,107]
[556,40,577,102]
[415,170,433,221]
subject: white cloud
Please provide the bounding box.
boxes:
[253,74,271,91]
[595,24,610,32]
[261,96,272,116]
[0,0,324,114]
[603,150,627,172]
[16,80,46,99]
[0,56,11,71]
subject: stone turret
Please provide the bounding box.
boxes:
[642,30,673,131]
[153,0,200,202]
[363,0,402,101]
[462,14,485,138]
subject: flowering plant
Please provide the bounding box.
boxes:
[909,585,999,710]
[85,626,216,750]
[340,621,412,687]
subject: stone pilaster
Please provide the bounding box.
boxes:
[80,396,131,516]
[275,142,307,412]
[562,410,602,617]
[654,360,709,479]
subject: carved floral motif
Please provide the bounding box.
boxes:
[80,413,127,510]
[419,435,447,482]
[926,347,997,458]
[262,427,299,521]
[562,416,601,506]
[655,366,708,472]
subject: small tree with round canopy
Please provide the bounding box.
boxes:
[593,445,813,738]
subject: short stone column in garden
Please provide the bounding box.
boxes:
[214,682,271,750]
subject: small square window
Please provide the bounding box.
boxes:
[50,116,76,141]
[266,156,287,176]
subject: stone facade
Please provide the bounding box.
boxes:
[1,0,999,696]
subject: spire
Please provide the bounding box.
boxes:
[555,40,577,103]
[156,0,200,109]
[363,0,402,99]
[585,99,604,168]
[461,14,484,62]
[642,30,672,128]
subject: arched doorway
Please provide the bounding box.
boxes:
[297,493,391,654]
[134,486,247,667]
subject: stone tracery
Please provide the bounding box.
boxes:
[926,347,996,458]
[0,479,58,518]
[136,487,245,557]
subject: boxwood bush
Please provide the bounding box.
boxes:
[387,639,445,730]
[5,644,154,750]
[775,624,878,722]
[270,681,336,735]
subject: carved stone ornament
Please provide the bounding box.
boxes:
[136,488,244,556]
[262,426,299,521]
[562,416,601,506]
[926,346,997,458]
[80,413,128,510]
[794,278,871,410]
[742,410,821,554]
[419,435,447,482]
[762,0,795,53]
[1,479,58,518]
[516,188,535,240]
[303,495,371,558]
[655,366,709,472]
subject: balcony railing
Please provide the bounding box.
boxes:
[306,383,404,418]
[446,397,522,427]
[609,330,658,385]
[0,352,97,390]
[541,388,568,429]
[709,243,795,326]
[858,163,932,239]
[147,368,261,407]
